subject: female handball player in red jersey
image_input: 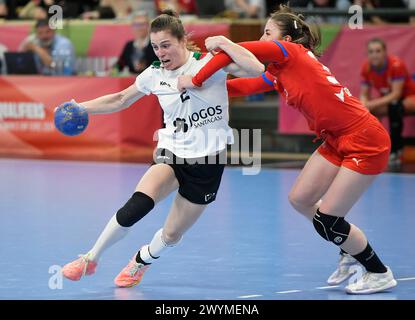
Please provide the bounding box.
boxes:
[178,5,397,295]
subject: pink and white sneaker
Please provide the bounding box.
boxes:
[62,253,97,281]
[114,256,150,288]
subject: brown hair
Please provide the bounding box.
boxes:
[367,37,387,51]
[150,10,200,51]
[270,4,321,56]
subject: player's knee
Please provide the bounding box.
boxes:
[162,229,182,246]
[288,191,313,213]
[116,191,155,227]
[288,190,302,208]
[312,209,350,245]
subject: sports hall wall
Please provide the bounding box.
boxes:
[1,21,414,162]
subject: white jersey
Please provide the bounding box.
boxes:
[135,52,234,158]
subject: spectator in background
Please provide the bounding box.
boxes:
[131,0,157,18]
[354,0,409,24]
[404,0,415,24]
[360,38,415,165]
[18,0,53,19]
[290,0,351,23]
[225,0,266,18]
[19,19,76,75]
[155,0,197,15]
[0,42,7,74]
[51,0,100,19]
[116,11,158,74]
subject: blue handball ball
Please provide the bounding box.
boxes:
[54,101,89,136]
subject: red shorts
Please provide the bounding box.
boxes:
[317,116,391,175]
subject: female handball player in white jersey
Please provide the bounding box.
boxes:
[60,10,264,288]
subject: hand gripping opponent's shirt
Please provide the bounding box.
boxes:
[135,52,234,158]
[195,40,371,137]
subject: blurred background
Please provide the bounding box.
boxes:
[1,0,415,172]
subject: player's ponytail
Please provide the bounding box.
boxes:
[150,10,200,51]
[270,4,321,56]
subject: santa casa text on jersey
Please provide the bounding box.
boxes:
[135,52,234,158]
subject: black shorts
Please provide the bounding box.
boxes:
[152,148,225,205]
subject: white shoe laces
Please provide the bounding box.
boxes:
[354,271,384,289]
[76,254,91,276]
[127,260,144,277]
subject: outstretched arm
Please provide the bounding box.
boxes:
[205,36,265,78]
[79,84,145,114]
[193,40,288,87]
[226,72,275,97]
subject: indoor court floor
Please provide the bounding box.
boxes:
[0,158,414,300]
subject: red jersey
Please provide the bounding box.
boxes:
[193,40,370,137]
[361,55,415,98]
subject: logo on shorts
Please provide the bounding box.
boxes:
[204,193,216,202]
[352,158,362,166]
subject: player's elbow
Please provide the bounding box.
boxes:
[118,90,135,110]
[248,62,265,77]
[256,63,265,75]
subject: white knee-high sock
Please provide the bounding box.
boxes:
[138,228,181,264]
[87,214,130,262]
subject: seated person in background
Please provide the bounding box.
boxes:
[51,0,97,19]
[116,11,158,74]
[224,0,266,18]
[353,0,409,24]
[155,0,197,15]
[17,0,53,20]
[289,0,351,24]
[19,19,76,75]
[360,38,415,164]
[0,0,7,17]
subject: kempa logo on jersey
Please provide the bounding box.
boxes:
[174,106,223,133]
[159,81,171,88]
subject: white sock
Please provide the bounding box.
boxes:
[139,228,180,264]
[87,214,130,262]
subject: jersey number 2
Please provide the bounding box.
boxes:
[180,90,190,103]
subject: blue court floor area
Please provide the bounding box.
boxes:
[0,158,414,300]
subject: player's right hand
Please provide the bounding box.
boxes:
[177,75,196,91]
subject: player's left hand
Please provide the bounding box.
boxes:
[177,75,195,91]
[54,99,82,112]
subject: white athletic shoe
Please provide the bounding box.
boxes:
[345,266,397,294]
[327,254,360,286]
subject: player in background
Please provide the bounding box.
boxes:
[360,38,415,165]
